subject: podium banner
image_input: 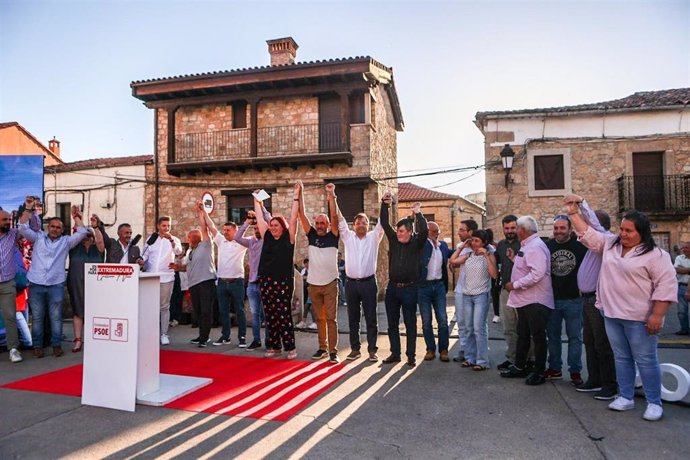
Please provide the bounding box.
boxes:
[82,264,140,411]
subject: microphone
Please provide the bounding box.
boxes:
[129,234,142,247]
[122,234,142,263]
[146,233,159,246]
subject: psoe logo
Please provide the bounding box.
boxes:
[90,264,135,282]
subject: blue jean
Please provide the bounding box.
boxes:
[604,316,662,405]
[677,283,689,333]
[546,297,583,373]
[462,292,490,365]
[17,312,32,347]
[30,282,64,348]
[418,281,449,353]
[385,283,418,359]
[247,281,263,343]
[216,279,246,340]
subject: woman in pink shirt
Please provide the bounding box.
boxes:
[565,195,676,422]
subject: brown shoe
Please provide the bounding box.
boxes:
[368,352,378,362]
[33,348,44,359]
[424,350,436,361]
[346,350,362,361]
[439,351,449,362]
[53,346,64,357]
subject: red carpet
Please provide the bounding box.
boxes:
[1,350,350,422]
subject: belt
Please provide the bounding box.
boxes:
[392,281,416,288]
[581,291,596,298]
[219,277,242,282]
[346,275,375,282]
[680,282,688,286]
[423,279,443,284]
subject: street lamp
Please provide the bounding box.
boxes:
[500,144,515,187]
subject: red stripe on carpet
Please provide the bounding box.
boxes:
[0,350,349,421]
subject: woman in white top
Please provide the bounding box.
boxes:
[457,230,498,370]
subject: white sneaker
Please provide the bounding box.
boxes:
[9,348,23,363]
[160,334,170,346]
[169,319,179,328]
[643,403,663,421]
[308,322,318,330]
[608,396,635,411]
[295,321,307,328]
[492,315,501,324]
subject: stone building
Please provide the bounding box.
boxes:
[130,37,404,280]
[475,88,690,250]
[397,182,485,248]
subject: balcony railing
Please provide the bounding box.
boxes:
[175,129,250,163]
[617,175,690,214]
[173,122,344,163]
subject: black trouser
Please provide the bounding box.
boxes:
[385,282,418,359]
[490,278,501,316]
[190,279,216,341]
[516,303,551,373]
[582,295,617,390]
[346,277,379,353]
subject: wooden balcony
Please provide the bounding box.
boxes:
[167,122,352,175]
[617,175,690,220]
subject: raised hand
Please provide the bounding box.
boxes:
[24,196,35,209]
[90,214,100,228]
[412,201,421,214]
[71,205,83,220]
[382,191,392,205]
[325,183,335,197]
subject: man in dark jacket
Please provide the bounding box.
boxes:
[380,192,428,367]
[418,221,451,362]
[101,221,143,265]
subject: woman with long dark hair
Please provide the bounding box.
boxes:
[566,196,676,421]
[255,183,300,359]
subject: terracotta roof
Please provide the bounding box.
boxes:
[0,121,64,164]
[131,56,392,85]
[397,183,462,201]
[130,55,404,131]
[475,88,690,121]
[47,154,153,172]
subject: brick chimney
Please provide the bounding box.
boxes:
[267,37,298,66]
[48,136,60,158]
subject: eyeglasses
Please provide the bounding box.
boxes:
[554,214,570,221]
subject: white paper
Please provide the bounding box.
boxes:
[252,189,270,201]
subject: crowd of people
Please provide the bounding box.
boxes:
[0,187,683,422]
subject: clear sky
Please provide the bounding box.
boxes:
[1,0,688,198]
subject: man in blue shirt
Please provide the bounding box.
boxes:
[19,198,88,358]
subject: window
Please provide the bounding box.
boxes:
[56,202,72,235]
[222,190,273,224]
[334,185,364,221]
[232,101,247,129]
[528,148,571,197]
[349,92,365,124]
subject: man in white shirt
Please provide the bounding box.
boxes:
[331,183,384,362]
[674,241,690,335]
[143,216,182,345]
[200,210,248,346]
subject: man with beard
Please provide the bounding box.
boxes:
[494,215,522,370]
[19,198,89,358]
[544,215,587,386]
[102,221,143,266]
[298,182,341,364]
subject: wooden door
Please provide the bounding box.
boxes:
[318,95,341,152]
[633,152,664,211]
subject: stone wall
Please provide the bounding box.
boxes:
[146,89,400,292]
[485,135,690,249]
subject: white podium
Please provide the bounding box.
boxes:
[82,264,211,412]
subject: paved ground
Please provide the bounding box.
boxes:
[1,298,689,459]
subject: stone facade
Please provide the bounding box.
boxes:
[483,133,690,250]
[144,90,400,289]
